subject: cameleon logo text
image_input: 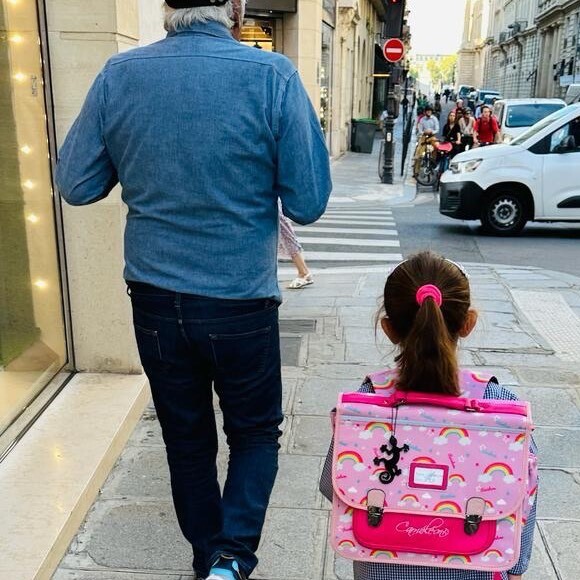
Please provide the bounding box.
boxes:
[395,518,450,538]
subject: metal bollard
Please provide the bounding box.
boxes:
[382,115,395,184]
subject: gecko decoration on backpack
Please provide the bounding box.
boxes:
[373,435,410,484]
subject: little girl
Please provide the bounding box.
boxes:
[320,251,537,580]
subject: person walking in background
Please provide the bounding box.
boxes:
[279,209,313,289]
[475,105,500,146]
[458,107,477,150]
[54,1,332,579]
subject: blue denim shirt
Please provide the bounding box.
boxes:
[55,22,331,300]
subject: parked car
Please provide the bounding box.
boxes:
[457,85,475,101]
[493,98,566,143]
[476,88,501,104]
[439,103,580,235]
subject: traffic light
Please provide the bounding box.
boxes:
[383,0,405,39]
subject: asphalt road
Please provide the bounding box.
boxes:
[404,98,580,279]
[392,192,580,278]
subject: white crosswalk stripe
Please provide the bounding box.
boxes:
[279,204,403,272]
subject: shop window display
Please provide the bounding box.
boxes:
[0,0,66,436]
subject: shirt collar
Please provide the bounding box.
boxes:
[167,21,234,41]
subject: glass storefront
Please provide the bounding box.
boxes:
[0,0,67,437]
[241,18,276,51]
[320,22,333,146]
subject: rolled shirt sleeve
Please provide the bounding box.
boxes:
[275,72,332,225]
[55,70,119,206]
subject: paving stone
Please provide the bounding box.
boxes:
[509,387,580,427]
[305,364,377,379]
[534,427,580,468]
[463,327,543,351]
[293,377,362,416]
[540,520,580,579]
[307,336,347,364]
[536,469,580,521]
[471,299,515,314]
[127,412,164,447]
[343,326,389,346]
[269,454,324,509]
[53,571,185,580]
[477,351,570,369]
[338,307,378,327]
[324,541,354,580]
[289,415,333,456]
[253,508,327,579]
[514,367,580,386]
[345,342,391,364]
[100,446,171,500]
[524,533,559,580]
[59,500,192,573]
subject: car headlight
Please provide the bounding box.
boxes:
[450,159,483,174]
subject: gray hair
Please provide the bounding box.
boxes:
[163,1,245,32]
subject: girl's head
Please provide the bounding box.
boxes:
[447,111,456,124]
[379,251,477,396]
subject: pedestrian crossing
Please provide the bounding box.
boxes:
[278,204,403,274]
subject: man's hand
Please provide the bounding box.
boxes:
[508,575,522,580]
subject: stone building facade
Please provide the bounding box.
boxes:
[461,0,580,98]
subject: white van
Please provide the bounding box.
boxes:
[440,103,580,235]
[493,98,566,143]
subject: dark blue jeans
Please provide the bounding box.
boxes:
[128,282,283,578]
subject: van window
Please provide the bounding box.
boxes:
[549,117,580,153]
[529,116,580,154]
[506,103,565,128]
[510,106,572,146]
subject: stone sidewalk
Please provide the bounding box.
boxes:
[54,261,580,580]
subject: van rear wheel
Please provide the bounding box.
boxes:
[480,192,528,236]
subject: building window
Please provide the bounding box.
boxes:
[0,0,67,437]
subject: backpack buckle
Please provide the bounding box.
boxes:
[366,489,386,528]
[367,505,384,527]
[464,497,485,535]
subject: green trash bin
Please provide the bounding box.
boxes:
[351,118,377,154]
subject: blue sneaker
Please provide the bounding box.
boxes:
[206,555,247,580]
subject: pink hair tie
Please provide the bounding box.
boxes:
[416,284,443,307]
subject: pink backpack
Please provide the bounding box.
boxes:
[330,369,536,574]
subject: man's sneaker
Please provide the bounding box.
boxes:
[206,554,247,580]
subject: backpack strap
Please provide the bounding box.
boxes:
[459,369,497,399]
[365,368,398,395]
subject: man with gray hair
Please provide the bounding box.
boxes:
[55,1,332,579]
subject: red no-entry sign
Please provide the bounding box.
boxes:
[383,38,405,63]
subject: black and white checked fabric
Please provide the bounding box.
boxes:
[320,377,538,580]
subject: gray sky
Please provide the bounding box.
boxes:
[407,0,467,55]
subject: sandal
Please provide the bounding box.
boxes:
[288,274,313,289]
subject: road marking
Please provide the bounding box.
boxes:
[297,237,400,247]
[298,251,403,262]
[311,218,396,226]
[323,210,393,216]
[295,226,398,236]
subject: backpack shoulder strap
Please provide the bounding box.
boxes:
[458,369,497,399]
[365,368,398,394]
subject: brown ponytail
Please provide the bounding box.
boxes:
[382,251,471,396]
